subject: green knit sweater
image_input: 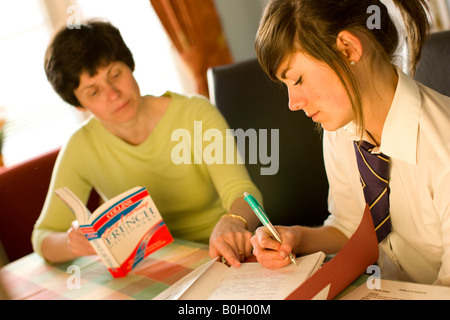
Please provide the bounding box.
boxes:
[32,92,262,257]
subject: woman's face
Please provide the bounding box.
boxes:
[276,51,355,131]
[74,61,141,126]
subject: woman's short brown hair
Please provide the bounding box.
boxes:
[44,20,135,107]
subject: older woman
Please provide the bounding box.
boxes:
[33,20,262,267]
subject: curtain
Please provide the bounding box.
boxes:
[0,111,4,166]
[150,0,233,97]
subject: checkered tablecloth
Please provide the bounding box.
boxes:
[0,239,210,300]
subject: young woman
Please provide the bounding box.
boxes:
[250,0,450,286]
[32,20,262,267]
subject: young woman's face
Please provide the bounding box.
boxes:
[276,51,355,131]
[74,61,141,125]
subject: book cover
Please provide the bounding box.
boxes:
[55,186,174,278]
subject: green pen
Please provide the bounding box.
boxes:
[244,192,297,266]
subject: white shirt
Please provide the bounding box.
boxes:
[323,69,450,285]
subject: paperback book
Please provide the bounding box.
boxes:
[55,186,173,278]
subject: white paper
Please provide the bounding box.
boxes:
[341,279,450,300]
[154,251,325,300]
[207,252,325,300]
[153,259,221,300]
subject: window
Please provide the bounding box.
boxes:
[0,0,185,166]
[76,0,188,96]
[0,0,80,166]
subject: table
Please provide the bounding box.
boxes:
[1,238,368,301]
[0,239,210,300]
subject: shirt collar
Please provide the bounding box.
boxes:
[344,68,421,164]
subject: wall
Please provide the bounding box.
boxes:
[215,0,449,66]
[214,0,268,62]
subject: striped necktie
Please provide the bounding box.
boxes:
[354,141,391,243]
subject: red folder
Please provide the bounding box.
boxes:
[286,204,379,300]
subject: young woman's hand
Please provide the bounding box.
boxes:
[250,225,302,269]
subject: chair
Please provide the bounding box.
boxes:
[415,30,450,97]
[0,149,100,262]
[208,58,329,227]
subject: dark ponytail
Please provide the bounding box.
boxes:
[392,0,430,76]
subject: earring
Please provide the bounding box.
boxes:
[350,60,356,66]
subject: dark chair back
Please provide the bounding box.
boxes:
[415,30,450,97]
[208,58,329,227]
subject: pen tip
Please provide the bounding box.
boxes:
[243,192,249,197]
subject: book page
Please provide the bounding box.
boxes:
[153,259,227,300]
[207,252,325,300]
[340,279,450,300]
[54,187,91,224]
[179,262,230,300]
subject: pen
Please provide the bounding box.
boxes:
[243,192,297,266]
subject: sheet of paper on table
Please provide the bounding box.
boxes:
[340,279,450,300]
